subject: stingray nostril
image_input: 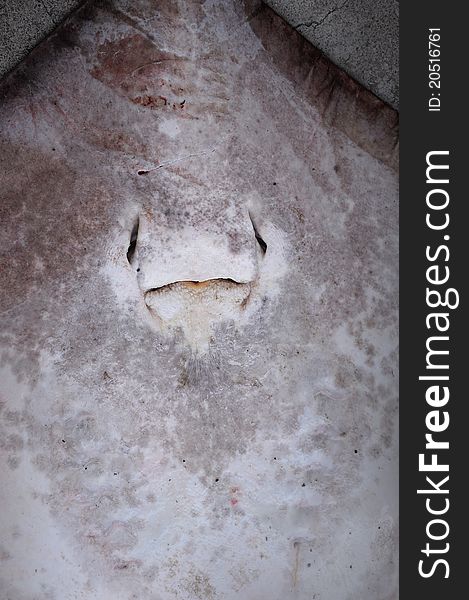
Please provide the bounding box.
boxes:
[127,217,140,265]
[254,230,267,254]
[248,212,267,255]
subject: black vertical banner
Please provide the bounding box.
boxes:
[400,3,467,598]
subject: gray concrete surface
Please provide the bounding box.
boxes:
[0,0,81,78]
[265,0,399,108]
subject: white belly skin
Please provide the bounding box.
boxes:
[0,1,398,598]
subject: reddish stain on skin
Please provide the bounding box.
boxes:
[132,95,168,109]
[230,486,240,506]
[91,34,184,88]
[89,33,224,121]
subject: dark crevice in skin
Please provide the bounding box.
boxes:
[255,231,267,254]
[126,216,139,264]
[248,212,267,254]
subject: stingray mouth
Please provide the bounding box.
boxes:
[125,211,267,337]
[145,278,249,294]
[144,278,252,323]
[146,278,245,292]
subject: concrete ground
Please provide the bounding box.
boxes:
[0,0,82,78]
[265,0,399,108]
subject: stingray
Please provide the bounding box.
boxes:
[0,1,398,598]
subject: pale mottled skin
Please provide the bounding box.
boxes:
[0,1,398,598]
